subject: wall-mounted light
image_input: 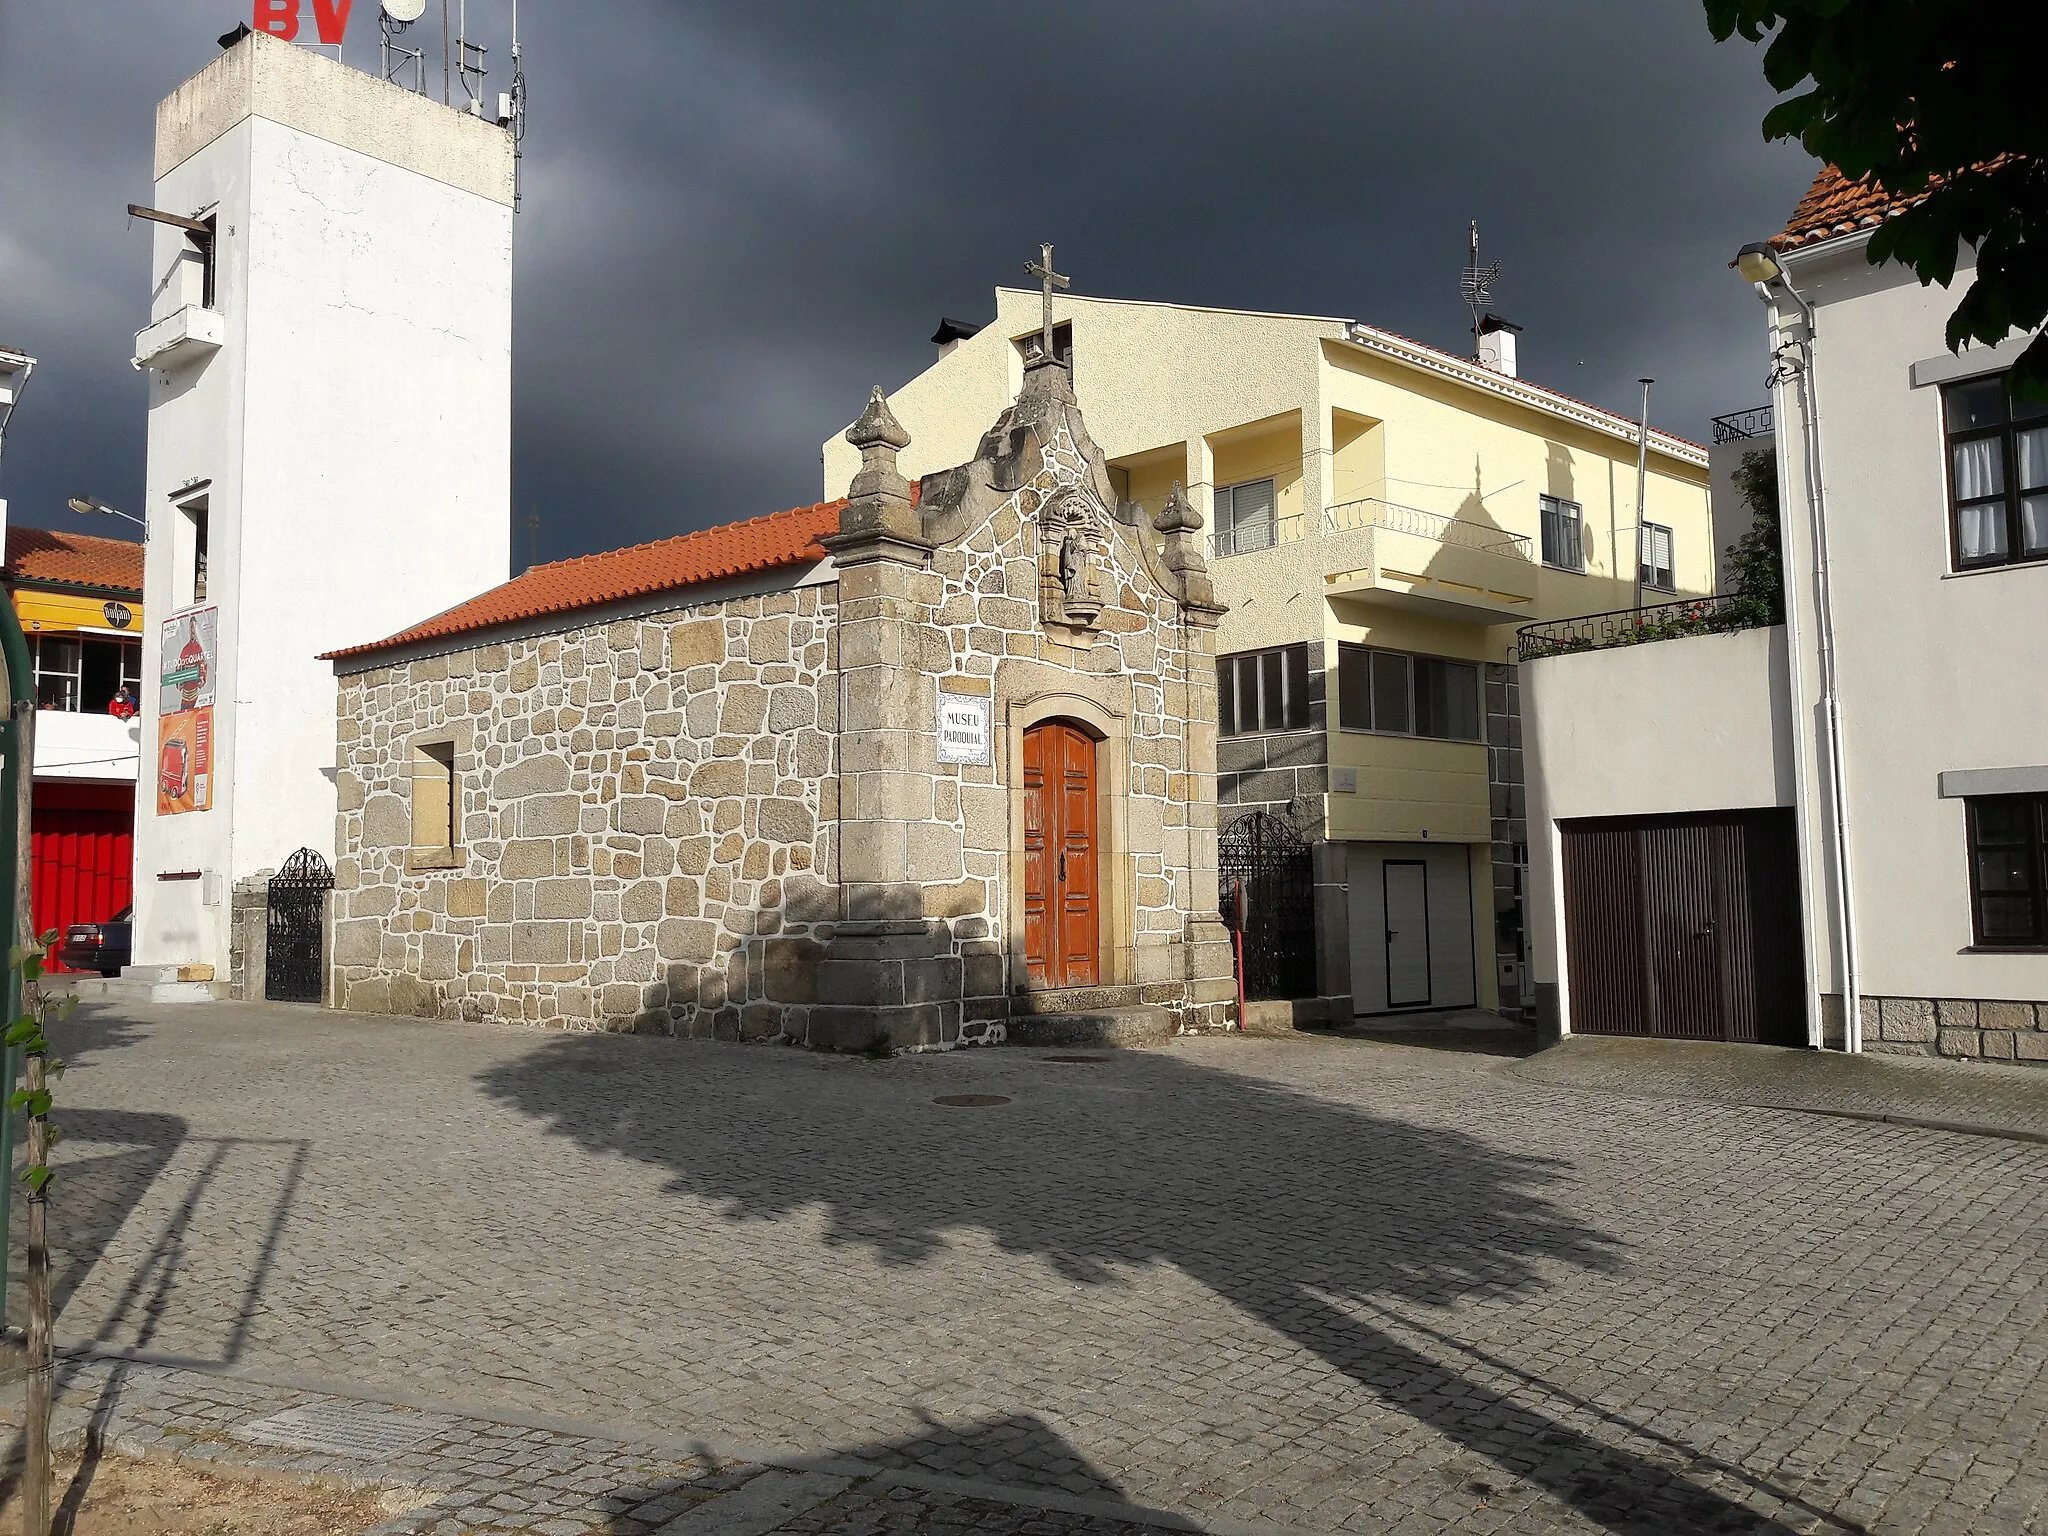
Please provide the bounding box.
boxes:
[1735,242,1784,286]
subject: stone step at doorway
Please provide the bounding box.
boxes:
[1005,1005,1177,1048]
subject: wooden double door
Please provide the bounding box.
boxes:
[1561,809,1805,1045]
[1023,720,1099,989]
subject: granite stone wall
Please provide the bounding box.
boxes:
[1827,992,2048,1066]
[332,586,840,1037]
[1485,661,1527,1015]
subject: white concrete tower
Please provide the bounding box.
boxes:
[131,31,513,980]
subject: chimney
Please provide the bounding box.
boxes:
[1476,314,1521,378]
[930,316,983,359]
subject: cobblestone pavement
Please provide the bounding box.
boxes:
[1510,1035,2048,1138]
[6,1354,1185,1536]
[20,1001,2048,1534]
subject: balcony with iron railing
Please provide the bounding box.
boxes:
[1710,405,1774,444]
[1514,591,1781,661]
[1318,498,1538,622]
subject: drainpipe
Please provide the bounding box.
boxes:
[1747,252,1861,1053]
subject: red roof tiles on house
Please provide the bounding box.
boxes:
[4,526,144,594]
[325,498,848,660]
[1776,164,1937,251]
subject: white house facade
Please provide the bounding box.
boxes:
[1523,169,2048,1065]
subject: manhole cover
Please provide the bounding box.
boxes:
[1042,1054,1109,1064]
[237,1402,452,1458]
[933,1094,1011,1107]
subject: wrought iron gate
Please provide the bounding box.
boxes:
[265,848,334,1004]
[1219,810,1317,1000]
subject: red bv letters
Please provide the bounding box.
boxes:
[310,0,356,44]
[252,0,298,39]
[251,0,354,45]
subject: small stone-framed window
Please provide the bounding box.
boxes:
[408,739,460,869]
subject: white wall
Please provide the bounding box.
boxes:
[1346,840,1477,1015]
[1773,242,2048,1005]
[1524,624,1793,1032]
[34,711,141,783]
[131,37,513,976]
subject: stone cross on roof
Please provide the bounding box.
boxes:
[1024,241,1069,365]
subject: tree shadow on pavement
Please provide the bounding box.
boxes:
[479,1040,1850,1536]
[592,1413,1177,1535]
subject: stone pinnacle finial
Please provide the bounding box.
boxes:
[1153,480,1203,535]
[847,386,910,453]
[842,385,913,515]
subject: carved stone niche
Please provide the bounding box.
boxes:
[1040,489,1105,630]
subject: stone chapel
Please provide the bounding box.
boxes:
[325,349,1237,1047]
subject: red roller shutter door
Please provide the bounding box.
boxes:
[31,782,135,971]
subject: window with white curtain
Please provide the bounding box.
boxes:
[1539,495,1584,571]
[1213,478,1276,558]
[1943,374,2048,569]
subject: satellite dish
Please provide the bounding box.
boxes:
[383,0,427,22]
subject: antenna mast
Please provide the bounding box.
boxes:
[1460,221,1500,363]
[377,1,526,205]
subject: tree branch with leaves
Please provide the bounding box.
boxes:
[1706,0,2048,393]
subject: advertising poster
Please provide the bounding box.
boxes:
[158,607,218,717]
[157,706,213,816]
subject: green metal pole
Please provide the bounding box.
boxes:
[0,590,36,1334]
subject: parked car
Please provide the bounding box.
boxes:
[57,906,132,978]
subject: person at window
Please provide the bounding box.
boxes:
[107,685,137,721]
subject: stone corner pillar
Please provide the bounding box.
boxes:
[812,387,960,1052]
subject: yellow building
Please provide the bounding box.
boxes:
[824,290,1712,1020]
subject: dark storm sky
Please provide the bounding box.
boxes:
[0,2,1817,568]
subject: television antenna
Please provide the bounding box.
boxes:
[379,0,428,91]
[1460,221,1500,362]
[377,0,526,207]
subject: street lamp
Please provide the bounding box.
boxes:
[66,496,145,530]
[1734,242,1784,286]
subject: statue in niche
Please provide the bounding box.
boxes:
[1059,528,1089,607]
[1045,491,1103,629]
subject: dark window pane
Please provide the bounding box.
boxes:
[1259,650,1284,731]
[1283,644,1308,729]
[80,640,123,714]
[1337,643,1370,729]
[1216,659,1236,737]
[1977,848,2032,893]
[1370,650,1410,734]
[1444,661,1479,739]
[1945,376,2007,431]
[1413,658,1479,740]
[1975,799,2033,844]
[1977,895,2039,942]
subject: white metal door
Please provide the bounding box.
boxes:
[1383,860,1431,1008]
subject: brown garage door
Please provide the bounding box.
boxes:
[1562,809,1805,1045]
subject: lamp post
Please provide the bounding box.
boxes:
[66,496,145,531]
[1632,378,1653,611]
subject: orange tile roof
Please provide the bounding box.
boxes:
[4,526,143,594]
[1776,164,1938,250]
[326,497,848,660]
